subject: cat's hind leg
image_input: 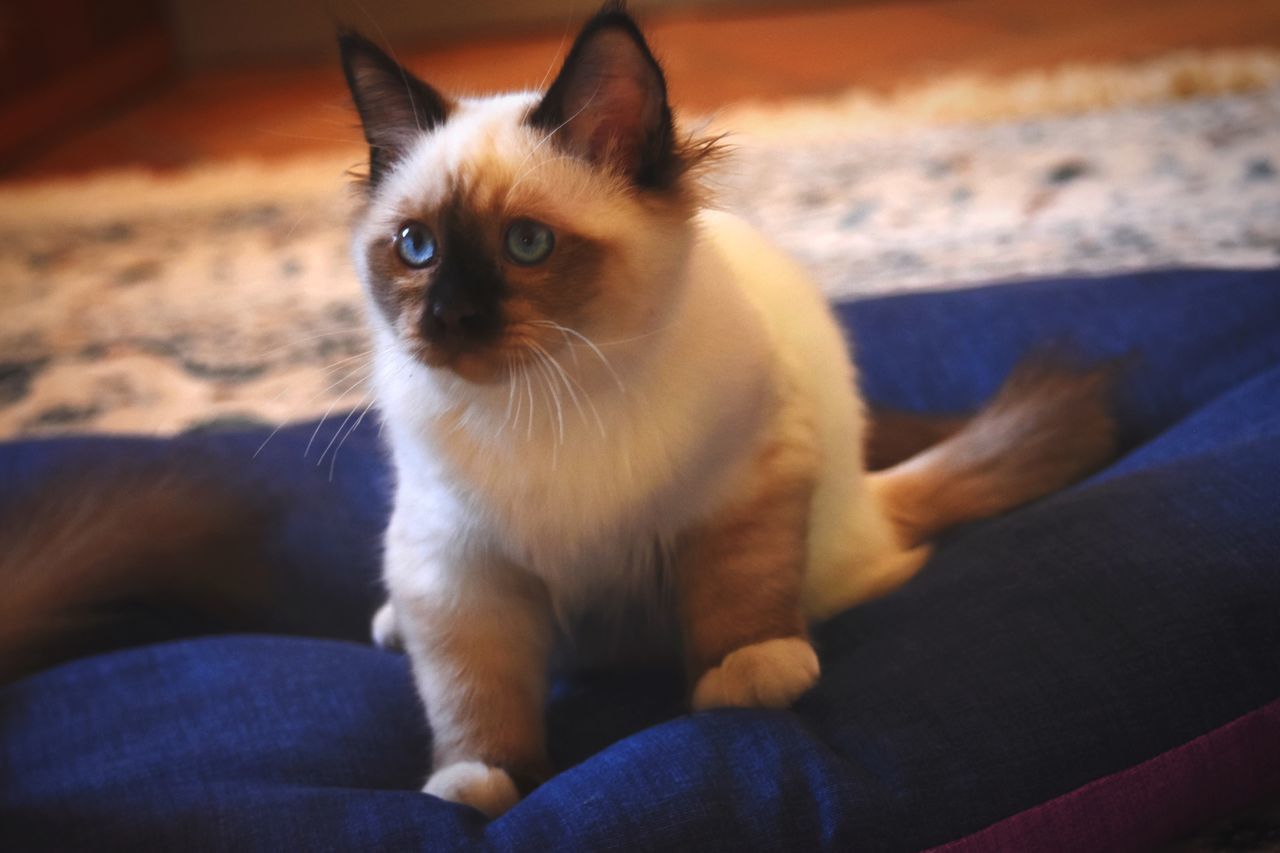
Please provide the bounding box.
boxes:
[679,433,820,711]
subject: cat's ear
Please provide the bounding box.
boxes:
[338,31,449,187]
[528,6,680,189]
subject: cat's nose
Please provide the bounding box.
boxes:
[419,270,500,346]
[423,297,481,339]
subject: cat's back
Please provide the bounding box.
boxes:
[694,209,858,406]
[694,208,873,601]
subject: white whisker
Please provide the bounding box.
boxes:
[253,359,371,458]
[446,407,466,435]
[499,354,518,436]
[523,367,535,440]
[531,321,626,393]
[257,349,374,418]
[552,324,581,367]
[534,22,571,93]
[328,351,414,477]
[507,154,579,197]
[304,368,370,459]
[531,341,602,437]
[512,362,526,434]
[316,348,375,375]
[255,328,368,360]
[353,0,424,134]
[504,87,601,206]
[593,324,676,347]
[328,396,377,481]
[531,349,565,445]
[317,389,368,469]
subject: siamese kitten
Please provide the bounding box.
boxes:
[338,5,1113,818]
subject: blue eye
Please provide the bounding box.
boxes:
[505,219,555,265]
[395,222,436,268]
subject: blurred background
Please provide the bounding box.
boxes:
[2,6,1279,848]
[1,1,1278,439]
[3,0,1280,179]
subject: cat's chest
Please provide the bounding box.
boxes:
[453,412,737,574]
[399,374,769,582]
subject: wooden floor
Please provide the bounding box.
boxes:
[7,0,1280,182]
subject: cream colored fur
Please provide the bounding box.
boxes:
[424,761,520,819]
[692,637,822,711]
[354,92,921,816]
[348,14,1114,813]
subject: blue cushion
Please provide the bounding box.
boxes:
[2,268,1278,851]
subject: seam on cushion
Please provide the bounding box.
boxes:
[926,697,1280,853]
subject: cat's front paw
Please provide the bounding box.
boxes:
[425,761,519,818]
[371,602,402,651]
[692,636,820,711]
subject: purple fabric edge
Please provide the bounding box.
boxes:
[928,699,1280,853]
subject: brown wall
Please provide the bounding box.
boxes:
[0,0,171,165]
[0,0,167,97]
[168,0,833,67]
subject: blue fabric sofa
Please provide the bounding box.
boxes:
[2,267,1278,851]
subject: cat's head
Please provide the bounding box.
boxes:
[341,6,715,384]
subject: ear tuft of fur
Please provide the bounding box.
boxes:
[869,355,1120,547]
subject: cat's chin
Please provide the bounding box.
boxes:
[412,343,508,385]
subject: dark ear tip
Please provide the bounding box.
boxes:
[335,28,386,65]
[335,28,363,50]
[597,0,629,15]
[575,0,649,39]
[566,2,661,75]
[589,4,643,33]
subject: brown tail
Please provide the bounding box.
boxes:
[868,358,1118,548]
[864,409,969,472]
[0,463,273,683]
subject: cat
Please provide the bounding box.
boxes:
[338,3,1115,818]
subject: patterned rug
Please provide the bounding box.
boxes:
[2,50,1279,440]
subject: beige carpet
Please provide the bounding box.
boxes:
[2,49,1279,440]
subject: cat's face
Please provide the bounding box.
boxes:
[342,10,711,384]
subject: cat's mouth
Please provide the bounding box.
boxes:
[411,338,508,384]
[406,308,597,389]
[406,303,515,383]
[409,325,555,386]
